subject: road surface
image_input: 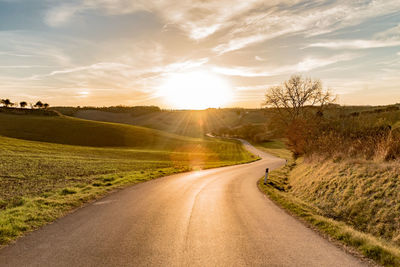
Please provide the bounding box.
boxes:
[0,141,365,266]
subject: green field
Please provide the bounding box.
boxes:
[0,113,255,245]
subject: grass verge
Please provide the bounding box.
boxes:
[256,141,400,266]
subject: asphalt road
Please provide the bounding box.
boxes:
[0,141,366,267]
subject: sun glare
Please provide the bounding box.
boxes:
[158,71,233,109]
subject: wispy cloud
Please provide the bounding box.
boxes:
[309,40,400,49]
[0,51,34,57]
[375,24,400,40]
[0,65,52,69]
[213,54,357,77]
[43,0,400,53]
[45,4,80,27]
[213,33,277,55]
[235,84,272,91]
[309,23,400,49]
[45,0,261,41]
[212,0,400,54]
[26,58,210,100]
[47,63,136,77]
[255,56,266,62]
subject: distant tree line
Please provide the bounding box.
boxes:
[0,99,50,109]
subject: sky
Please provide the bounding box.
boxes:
[0,0,399,108]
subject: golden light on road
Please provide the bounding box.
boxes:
[158,71,233,109]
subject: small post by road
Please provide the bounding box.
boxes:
[264,168,269,185]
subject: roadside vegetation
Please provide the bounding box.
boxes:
[0,113,255,245]
[258,164,400,266]
[254,75,400,266]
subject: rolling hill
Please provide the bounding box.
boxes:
[0,113,192,148]
[53,107,268,137]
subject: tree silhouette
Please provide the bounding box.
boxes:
[34,101,43,109]
[1,99,13,107]
[20,101,28,108]
[43,103,49,109]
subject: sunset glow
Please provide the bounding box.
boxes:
[158,71,233,109]
[0,1,399,107]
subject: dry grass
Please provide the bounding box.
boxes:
[259,159,400,266]
[255,138,400,266]
[290,159,400,246]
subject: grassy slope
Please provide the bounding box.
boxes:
[0,114,255,245]
[256,141,400,266]
[290,160,400,245]
[0,113,193,148]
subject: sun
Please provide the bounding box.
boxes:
[158,71,233,109]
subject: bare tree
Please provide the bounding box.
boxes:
[264,75,335,125]
[20,101,28,108]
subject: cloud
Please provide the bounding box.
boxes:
[0,51,33,57]
[47,62,135,77]
[374,24,400,40]
[213,54,357,77]
[152,58,209,74]
[26,58,210,99]
[213,33,277,55]
[0,65,52,69]
[44,0,261,40]
[212,0,400,54]
[309,40,400,49]
[212,66,271,77]
[255,56,266,62]
[309,23,400,50]
[0,31,73,65]
[235,84,272,91]
[3,0,400,107]
[43,0,400,52]
[45,4,80,27]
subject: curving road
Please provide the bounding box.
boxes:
[0,141,365,266]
